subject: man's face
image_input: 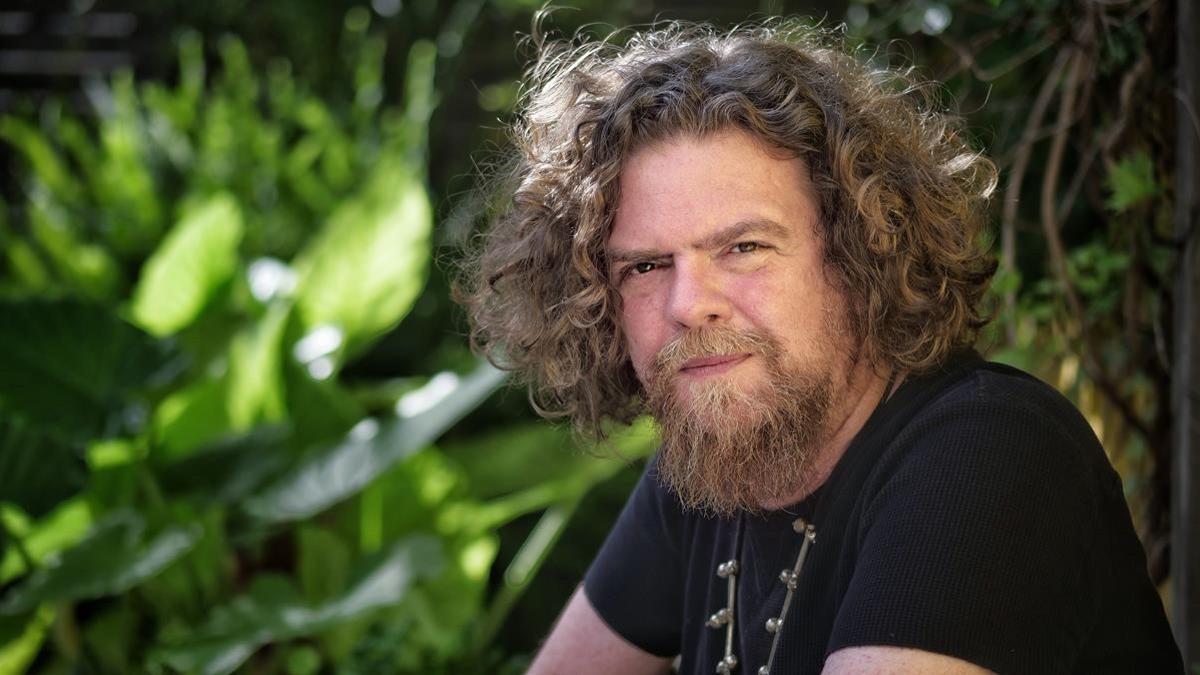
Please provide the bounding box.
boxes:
[606,128,855,514]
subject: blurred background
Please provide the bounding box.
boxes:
[0,0,1192,673]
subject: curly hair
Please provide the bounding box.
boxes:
[457,19,998,439]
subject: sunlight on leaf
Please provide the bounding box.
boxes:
[292,157,432,359]
[130,193,244,336]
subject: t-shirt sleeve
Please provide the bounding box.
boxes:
[827,378,1105,674]
[583,454,685,657]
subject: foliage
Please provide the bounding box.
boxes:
[0,0,1180,670]
[0,11,654,674]
[847,0,1178,580]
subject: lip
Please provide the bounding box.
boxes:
[679,353,751,375]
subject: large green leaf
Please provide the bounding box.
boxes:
[242,361,506,524]
[154,427,292,507]
[130,193,244,337]
[0,511,199,615]
[443,417,659,500]
[439,419,658,535]
[291,155,431,358]
[0,298,179,442]
[0,417,86,518]
[151,535,443,675]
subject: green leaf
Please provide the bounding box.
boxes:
[281,358,365,447]
[152,376,235,458]
[0,117,83,206]
[227,302,291,429]
[1105,151,1158,212]
[0,605,55,675]
[151,536,443,675]
[0,298,180,442]
[292,156,432,359]
[242,361,505,524]
[27,194,122,299]
[401,532,497,660]
[0,511,199,615]
[94,71,166,256]
[0,500,91,585]
[81,600,139,674]
[0,416,86,518]
[297,525,351,604]
[130,193,244,336]
[444,417,658,500]
[155,426,292,506]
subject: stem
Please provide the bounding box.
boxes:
[1038,22,1154,443]
[471,495,582,656]
[136,459,168,516]
[1001,47,1070,344]
[0,508,37,574]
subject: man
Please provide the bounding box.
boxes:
[458,20,1184,674]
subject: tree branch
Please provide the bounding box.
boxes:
[1039,28,1154,442]
[1001,47,1071,343]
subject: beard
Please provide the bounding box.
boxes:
[645,325,834,517]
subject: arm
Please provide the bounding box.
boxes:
[527,586,673,675]
[824,646,993,674]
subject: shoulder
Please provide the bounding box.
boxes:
[828,359,1117,673]
[878,359,1115,500]
[854,357,1118,560]
[907,359,1101,448]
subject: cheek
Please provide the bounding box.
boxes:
[619,298,661,378]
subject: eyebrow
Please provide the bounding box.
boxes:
[607,218,792,264]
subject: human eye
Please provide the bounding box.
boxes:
[615,260,659,284]
[730,241,762,254]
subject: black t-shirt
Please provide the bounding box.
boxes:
[584,351,1183,674]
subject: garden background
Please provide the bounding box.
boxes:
[0,0,1193,673]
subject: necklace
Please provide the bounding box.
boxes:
[705,370,899,674]
[706,514,817,675]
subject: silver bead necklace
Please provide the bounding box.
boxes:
[707,515,817,675]
[705,371,896,674]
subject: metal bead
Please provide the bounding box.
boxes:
[707,607,732,628]
[722,654,739,670]
[791,517,808,533]
[716,560,739,578]
[758,667,770,675]
[765,617,783,633]
[778,569,798,589]
[716,661,730,674]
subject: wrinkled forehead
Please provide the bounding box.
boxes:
[606,128,821,251]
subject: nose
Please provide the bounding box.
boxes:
[666,257,732,329]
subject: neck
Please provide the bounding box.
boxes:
[759,358,902,510]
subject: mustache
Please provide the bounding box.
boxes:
[650,326,780,378]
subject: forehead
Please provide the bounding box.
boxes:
[607,128,819,250]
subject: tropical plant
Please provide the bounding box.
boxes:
[0,10,653,674]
